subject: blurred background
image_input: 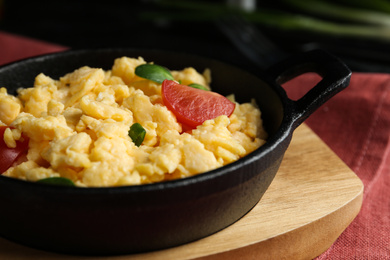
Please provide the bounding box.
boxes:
[2,0,390,73]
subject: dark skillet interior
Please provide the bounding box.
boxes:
[0,49,288,255]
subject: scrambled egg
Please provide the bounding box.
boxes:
[0,57,267,187]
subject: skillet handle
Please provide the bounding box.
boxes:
[266,49,352,130]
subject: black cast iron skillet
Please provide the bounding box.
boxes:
[0,49,351,256]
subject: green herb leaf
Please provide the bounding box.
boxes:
[188,83,209,91]
[129,123,146,147]
[36,177,75,187]
[135,64,174,83]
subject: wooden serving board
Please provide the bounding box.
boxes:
[0,123,363,260]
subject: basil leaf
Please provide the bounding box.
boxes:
[188,83,209,91]
[135,64,174,83]
[129,123,146,147]
[37,177,75,187]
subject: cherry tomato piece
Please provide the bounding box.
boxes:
[161,80,235,129]
[0,126,29,174]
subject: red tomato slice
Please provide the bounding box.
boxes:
[0,126,29,174]
[161,80,235,129]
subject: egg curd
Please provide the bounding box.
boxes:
[0,57,267,187]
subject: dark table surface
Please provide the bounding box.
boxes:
[2,0,390,74]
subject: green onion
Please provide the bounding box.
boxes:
[188,83,209,91]
[36,177,75,187]
[129,123,146,147]
[140,0,390,43]
[331,0,390,14]
[282,0,390,27]
[135,64,174,83]
[243,10,390,42]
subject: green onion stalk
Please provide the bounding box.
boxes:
[140,0,390,43]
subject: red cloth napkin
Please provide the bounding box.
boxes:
[0,31,67,65]
[0,31,389,258]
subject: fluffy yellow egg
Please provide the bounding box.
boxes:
[2,57,267,187]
